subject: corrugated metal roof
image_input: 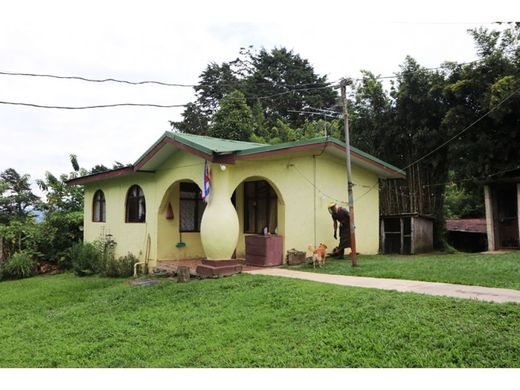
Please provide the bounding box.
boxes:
[69,131,406,185]
[167,132,265,153]
[446,219,487,233]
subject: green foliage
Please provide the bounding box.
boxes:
[1,251,37,280]
[0,168,39,224]
[172,46,338,139]
[208,90,255,141]
[443,172,484,218]
[442,23,520,212]
[37,211,84,264]
[68,235,134,278]
[101,253,137,278]
[70,242,102,277]
[0,218,43,260]
[36,171,84,214]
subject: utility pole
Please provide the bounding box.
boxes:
[338,78,357,267]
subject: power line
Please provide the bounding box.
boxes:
[0,81,339,110]
[290,162,376,206]
[0,69,338,90]
[422,165,520,188]
[287,109,341,118]
[0,101,188,110]
[402,85,520,170]
[0,70,196,88]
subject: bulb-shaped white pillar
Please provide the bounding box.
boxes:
[200,163,239,260]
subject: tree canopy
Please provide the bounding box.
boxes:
[171,47,338,142]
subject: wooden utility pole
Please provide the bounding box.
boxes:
[339,78,357,266]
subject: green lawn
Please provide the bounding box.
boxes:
[1,273,520,367]
[290,252,520,290]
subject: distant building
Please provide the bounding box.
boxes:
[446,218,487,252]
[483,170,520,251]
[380,213,434,254]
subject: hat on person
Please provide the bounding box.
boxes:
[328,202,336,209]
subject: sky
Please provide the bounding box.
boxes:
[0,0,518,196]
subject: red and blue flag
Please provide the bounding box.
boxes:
[202,160,211,202]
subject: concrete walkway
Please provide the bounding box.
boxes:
[244,268,520,304]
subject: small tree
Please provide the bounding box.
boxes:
[209,90,255,141]
[0,169,39,258]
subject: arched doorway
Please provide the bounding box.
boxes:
[231,176,286,260]
[157,179,206,261]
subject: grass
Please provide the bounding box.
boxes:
[1,273,520,367]
[290,251,520,290]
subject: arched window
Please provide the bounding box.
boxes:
[179,182,206,232]
[92,190,106,222]
[126,185,146,223]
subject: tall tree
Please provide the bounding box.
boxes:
[444,24,520,192]
[0,169,39,257]
[0,168,39,224]
[350,71,392,157]
[171,47,338,139]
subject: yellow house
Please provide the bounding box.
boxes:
[68,131,404,275]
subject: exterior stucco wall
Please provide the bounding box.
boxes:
[83,148,381,269]
[228,152,379,257]
[84,173,158,262]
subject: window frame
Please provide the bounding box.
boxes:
[92,189,106,223]
[125,185,146,223]
[179,182,205,233]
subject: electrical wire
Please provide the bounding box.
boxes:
[402,85,520,170]
[0,101,188,110]
[0,70,196,87]
[0,79,339,110]
[421,165,520,188]
[290,162,376,205]
[0,69,338,90]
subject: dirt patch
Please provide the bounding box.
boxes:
[38,261,60,275]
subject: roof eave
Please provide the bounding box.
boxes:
[66,166,137,186]
[238,138,405,179]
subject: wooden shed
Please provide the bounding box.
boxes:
[484,174,520,251]
[380,213,434,255]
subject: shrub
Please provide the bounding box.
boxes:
[1,251,37,280]
[71,242,102,276]
[36,211,84,264]
[102,253,137,277]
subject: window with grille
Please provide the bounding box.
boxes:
[244,180,277,234]
[92,190,106,222]
[180,182,205,232]
[126,185,146,223]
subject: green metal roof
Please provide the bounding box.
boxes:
[135,132,405,178]
[166,132,265,153]
[69,131,405,186]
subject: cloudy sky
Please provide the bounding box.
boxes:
[0,0,517,195]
